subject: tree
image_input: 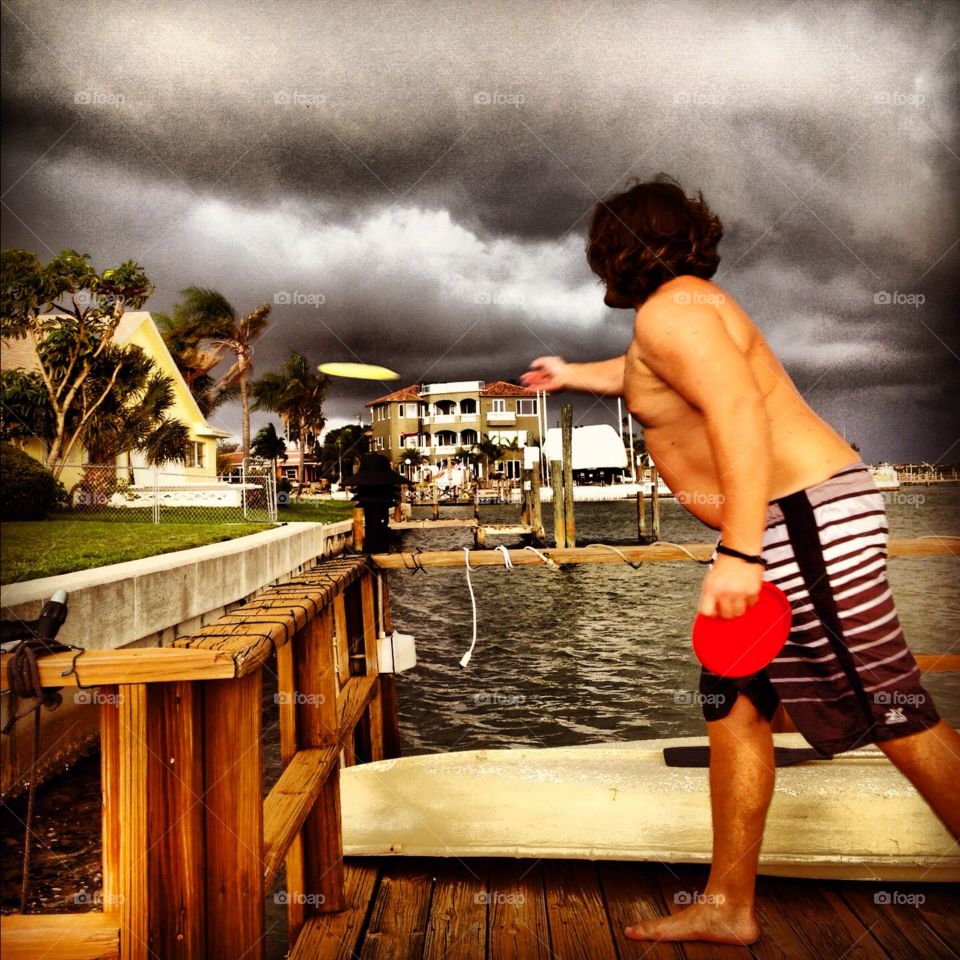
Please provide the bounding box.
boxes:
[79,350,190,468]
[155,309,238,416]
[318,424,368,483]
[474,434,505,481]
[170,287,271,458]
[251,422,287,477]
[0,248,153,478]
[252,351,329,485]
[396,447,427,481]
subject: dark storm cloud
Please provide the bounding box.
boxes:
[2,0,958,460]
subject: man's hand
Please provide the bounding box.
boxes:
[521,356,568,393]
[698,554,764,619]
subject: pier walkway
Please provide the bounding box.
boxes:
[294,855,960,959]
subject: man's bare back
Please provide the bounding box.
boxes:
[624,275,859,528]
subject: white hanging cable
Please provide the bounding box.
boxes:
[495,544,514,569]
[459,547,479,667]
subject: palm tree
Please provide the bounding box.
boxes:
[171,288,272,458]
[474,434,505,482]
[155,310,239,416]
[252,351,329,486]
[75,344,190,500]
[396,447,427,482]
[251,422,288,478]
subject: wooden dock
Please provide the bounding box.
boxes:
[2,538,960,959]
[291,856,960,959]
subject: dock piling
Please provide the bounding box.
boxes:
[550,459,565,548]
[561,404,575,548]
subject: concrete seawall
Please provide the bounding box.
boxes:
[1,520,353,795]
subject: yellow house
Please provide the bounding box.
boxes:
[0,310,231,489]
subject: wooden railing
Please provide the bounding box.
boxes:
[1,554,399,960]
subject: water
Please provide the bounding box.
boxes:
[3,487,958,952]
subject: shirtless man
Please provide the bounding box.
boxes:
[521,176,960,945]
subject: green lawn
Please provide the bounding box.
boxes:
[1,520,267,584]
[1,501,354,584]
[278,499,354,523]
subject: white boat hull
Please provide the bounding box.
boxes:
[340,733,959,881]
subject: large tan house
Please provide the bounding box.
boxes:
[366,380,543,481]
[0,311,231,489]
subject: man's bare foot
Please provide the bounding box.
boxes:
[624,898,759,944]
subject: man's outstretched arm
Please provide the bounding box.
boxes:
[521,355,625,396]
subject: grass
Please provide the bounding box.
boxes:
[277,498,354,523]
[1,519,268,584]
[1,500,354,584]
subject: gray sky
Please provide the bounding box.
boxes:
[2,0,958,461]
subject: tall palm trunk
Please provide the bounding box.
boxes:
[239,359,251,459]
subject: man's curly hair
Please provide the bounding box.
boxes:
[586,175,723,308]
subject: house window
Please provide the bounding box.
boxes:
[185,441,205,468]
[504,459,521,479]
[491,399,507,412]
[517,399,538,416]
[460,398,477,415]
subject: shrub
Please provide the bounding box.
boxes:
[0,442,65,520]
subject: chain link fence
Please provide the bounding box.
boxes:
[51,460,278,523]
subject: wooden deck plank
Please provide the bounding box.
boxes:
[0,912,121,959]
[422,858,488,959]
[596,861,683,960]
[543,859,617,960]
[487,859,551,960]
[289,860,381,960]
[914,886,960,952]
[654,866,751,960]
[359,857,434,959]
[750,875,889,960]
[833,881,959,960]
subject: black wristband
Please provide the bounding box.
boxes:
[716,544,767,567]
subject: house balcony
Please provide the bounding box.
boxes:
[485,411,516,423]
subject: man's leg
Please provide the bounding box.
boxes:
[877,720,960,838]
[626,693,774,943]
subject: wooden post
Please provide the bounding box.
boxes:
[530,457,544,540]
[475,525,487,548]
[378,575,402,760]
[298,607,346,913]
[432,484,439,520]
[651,465,661,542]
[203,672,265,957]
[637,486,646,542]
[359,573,385,762]
[352,505,364,552]
[117,683,149,960]
[549,459,565,548]
[473,485,480,520]
[561,404,575,548]
[520,468,531,525]
[147,681,205,958]
[100,688,120,924]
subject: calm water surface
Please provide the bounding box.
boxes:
[3,488,957,955]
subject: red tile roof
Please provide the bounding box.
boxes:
[365,385,422,406]
[365,380,536,406]
[480,380,537,398]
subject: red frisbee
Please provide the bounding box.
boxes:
[692,581,792,678]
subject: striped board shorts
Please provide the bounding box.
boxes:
[698,462,941,755]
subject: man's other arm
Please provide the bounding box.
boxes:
[522,355,625,395]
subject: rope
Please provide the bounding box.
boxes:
[459,548,479,668]
[584,543,645,570]
[494,545,514,570]
[1,598,74,915]
[522,545,559,570]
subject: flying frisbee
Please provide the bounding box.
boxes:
[317,362,400,380]
[692,581,792,678]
